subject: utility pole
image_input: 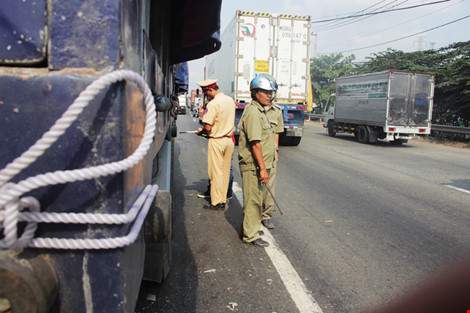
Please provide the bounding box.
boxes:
[414,36,425,51]
[310,32,318,58]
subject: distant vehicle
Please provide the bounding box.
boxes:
[206,10,312,146]
[177,93,188,114]
[323,71,434,144]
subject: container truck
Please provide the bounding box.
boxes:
[323,71,434,144]
[0,0,222,312]
[206,10,312,146]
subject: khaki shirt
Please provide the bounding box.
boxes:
[202,92,236,138]
[238,100,284,172]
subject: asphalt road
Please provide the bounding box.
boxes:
[137,114,470,313]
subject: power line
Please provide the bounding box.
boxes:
[337,14,470,53]
[321,0,464,49]
[311,0,451,23]
[316,0,403,30]
[316,0,392,29]
[318,0,409,32]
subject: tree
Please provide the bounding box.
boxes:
[310,53,357,107]
[311,42,470,123]
[357,41,470,123]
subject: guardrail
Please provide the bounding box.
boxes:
[431,124,470,135]
[304,114,470,135]
[305,113,324,121]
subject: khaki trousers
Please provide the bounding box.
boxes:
[208,137,234,206]
[262,165,276,220]
[241,169,272,243]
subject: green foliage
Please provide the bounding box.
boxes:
[310,53,357,106]
[310,41,470,122]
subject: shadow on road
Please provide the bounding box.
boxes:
[320,133,414,148]
[136,142,198,313]
[224,197,244,240]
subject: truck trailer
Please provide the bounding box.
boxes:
[206,10,312,146]
[323,71,434,144]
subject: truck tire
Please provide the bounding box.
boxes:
[144,141,173,283]
[367,126,378,144]
[355,126,369,144]
[327,121,336,137]
[287,137,301,146]
[144,192,172,283]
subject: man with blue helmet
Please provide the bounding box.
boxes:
[237,73,284,247]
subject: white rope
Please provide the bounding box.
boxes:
[29,185,158,250]
[0,70,158,250]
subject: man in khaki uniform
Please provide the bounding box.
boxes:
[197,79,235,210]
[238,74,284,247]
[261,105,284,229]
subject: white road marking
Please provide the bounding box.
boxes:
[232,182,324,313]
[445,184,470,195]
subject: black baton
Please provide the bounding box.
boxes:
[265,184,284,216]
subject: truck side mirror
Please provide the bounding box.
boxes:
[154,95,172,112]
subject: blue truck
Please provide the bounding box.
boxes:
[0,0,221,312]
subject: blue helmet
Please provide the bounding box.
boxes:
[249,73,278,92]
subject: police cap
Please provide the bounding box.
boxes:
[197,79,218,89]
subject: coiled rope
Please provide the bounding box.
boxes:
[0,70,158,250]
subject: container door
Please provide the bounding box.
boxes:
[273,17,310,104]
[388,72,412,126]
[236,14,273,101]
[409,74,433,126]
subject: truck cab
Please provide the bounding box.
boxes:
[279,104,305,146]
[322,93,337,136]
[0,1,222,312]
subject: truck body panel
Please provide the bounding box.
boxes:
[206,10,311,145]
[0,0,222,312]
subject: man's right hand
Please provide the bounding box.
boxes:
[259,168,270,185]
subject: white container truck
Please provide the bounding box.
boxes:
[206,10,311,145]
[323,71,434,144]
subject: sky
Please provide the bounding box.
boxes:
[188,0,470,89]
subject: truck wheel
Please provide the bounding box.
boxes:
[327,121,336,137]
[144,141,173,283]
[355,126,369,143]
[144,193,172,283]
[287,137,301,146]
[367,126,377,144]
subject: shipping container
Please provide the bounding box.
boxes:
[206,10,311,145]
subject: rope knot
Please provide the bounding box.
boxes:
[0,183,41,249]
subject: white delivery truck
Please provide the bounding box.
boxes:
[323,71,434,144]
[206,10,311,145]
